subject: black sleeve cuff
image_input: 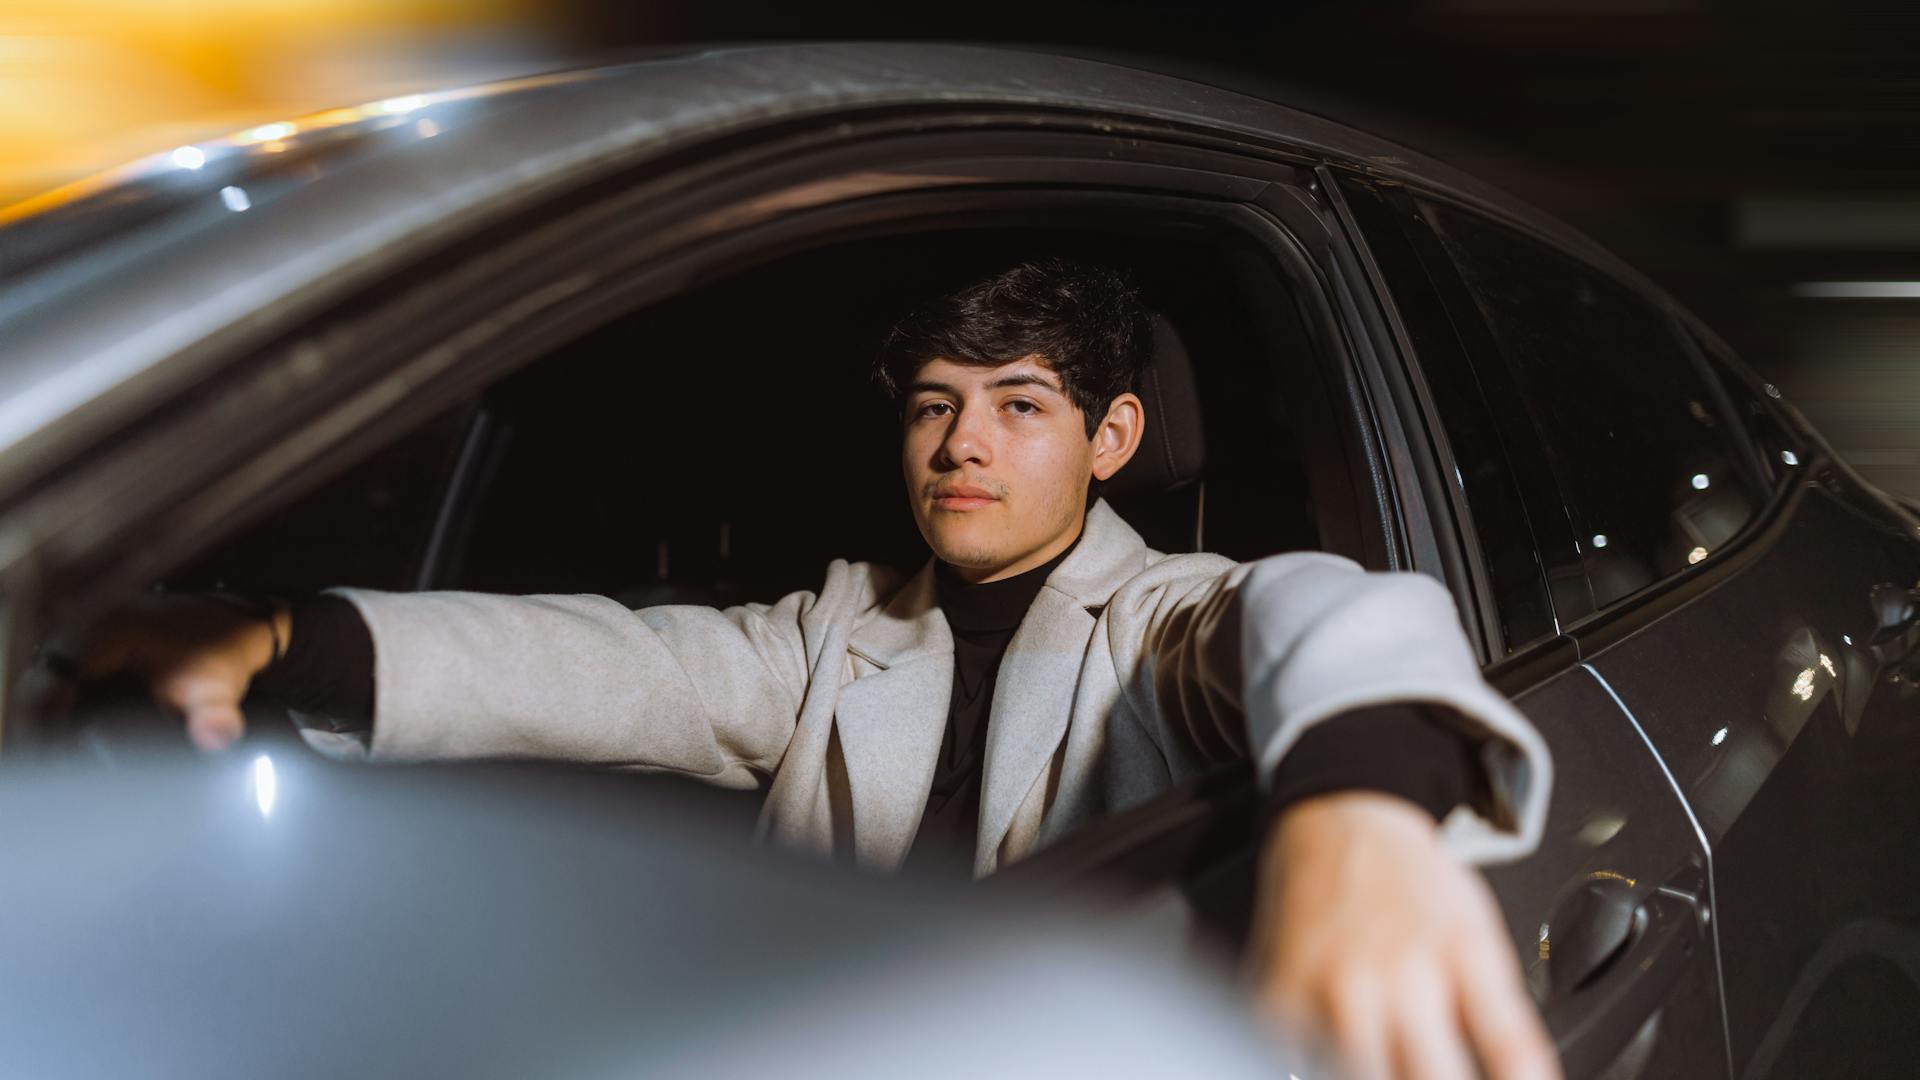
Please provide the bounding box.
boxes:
[248,595,375,731]
[1263,703,1481,826]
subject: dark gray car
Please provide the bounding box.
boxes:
[2,43,1916,1080]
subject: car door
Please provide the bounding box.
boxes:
[1331,172,1736,1079]
[1372,184,1920,1078]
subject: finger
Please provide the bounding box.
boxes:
[184,703,246,752]
[1391,969,1476,1080]
[1457,940,1561,1080]
[1324,973,1393,1080]
[1253,973,1322,1061]
[154,661,251,742]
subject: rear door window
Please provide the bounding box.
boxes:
[1336,176,1557,654]
[1419,202,1763,612]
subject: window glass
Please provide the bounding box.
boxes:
[1337,177,1556,653]
[1422,203,1760,610]
[163,403,475,593]
[1691,328,1800,489]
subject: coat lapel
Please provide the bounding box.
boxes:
[836,563,953,867]
[974,500,1150,870]
[975,586,1096,871]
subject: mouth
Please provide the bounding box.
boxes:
[931,484,999,511]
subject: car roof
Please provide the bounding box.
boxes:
[0,42,1644,489]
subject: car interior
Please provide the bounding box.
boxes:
[27,206,1376,991]
[165,216,1364,619]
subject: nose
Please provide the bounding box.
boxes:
[935,403,991,470]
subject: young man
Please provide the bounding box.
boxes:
[58,259,1558,1080]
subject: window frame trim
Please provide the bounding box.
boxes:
[1323,169,1559,665]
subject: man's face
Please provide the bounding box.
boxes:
[901,357,1142,583]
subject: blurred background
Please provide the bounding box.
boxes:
[4,0,1917,497]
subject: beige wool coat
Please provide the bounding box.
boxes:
[327,500,1551,876]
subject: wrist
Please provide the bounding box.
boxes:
[1273,789,1439,847]
[203,593,290,675]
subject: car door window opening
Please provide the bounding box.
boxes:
[164,215,1356,618]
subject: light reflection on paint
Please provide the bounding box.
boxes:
[170,145,205,170]
[1575,811,1627,846]
[1688,546,1709,564]
[370,94,428,115]
[253,754,277,819]
[244,121,296,143]
[219,186,250,212]
[1692,473,1711,490]
[1820,653,1836,677]
[1792,668,1816,701]
[1781,450,1800,466]
[1711,726,1728,746]
[1592,533,1609,548]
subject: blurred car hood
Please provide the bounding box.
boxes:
[0,745,1307,1078]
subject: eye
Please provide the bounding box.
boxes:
[913,400,954,420]
[1003,398,1040,416]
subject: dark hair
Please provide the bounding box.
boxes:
[872,258,1152,438]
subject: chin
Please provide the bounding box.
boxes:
[923,523,1006,569]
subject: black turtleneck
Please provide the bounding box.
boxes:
[903,535,1084,876]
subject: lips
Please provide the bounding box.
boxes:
[932,482,999,510]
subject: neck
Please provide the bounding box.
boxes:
[947,515,1086,585]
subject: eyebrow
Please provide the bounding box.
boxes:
[906,373,1065,397]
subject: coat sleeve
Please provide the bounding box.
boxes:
[323,575,837,790]
[1108,551,1553,865]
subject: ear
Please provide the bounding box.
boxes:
[1089,392,1145,482]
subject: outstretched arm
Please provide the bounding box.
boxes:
[1119,550,1558,1079]
[42,560,851,788]
[327,584,818,786]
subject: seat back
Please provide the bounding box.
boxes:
[1104,314,1209,553]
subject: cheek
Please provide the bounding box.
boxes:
[901,430,933,476]
[1007,429,1091,499]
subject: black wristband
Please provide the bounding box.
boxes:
[1263,703,1482,827]
[204,592,288,664]
[248,595,375,730]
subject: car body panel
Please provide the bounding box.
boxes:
[0,745,1302,1080]
[1488,666,1727,1077]
[1582,474,1920,1077]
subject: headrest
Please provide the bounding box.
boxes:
[1103,313,1206,499]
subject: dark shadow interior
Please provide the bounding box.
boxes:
[170,216,1345,605]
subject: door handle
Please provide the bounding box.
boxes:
[1544,877,1707,1079]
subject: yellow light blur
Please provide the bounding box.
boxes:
[0,0,558,208]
